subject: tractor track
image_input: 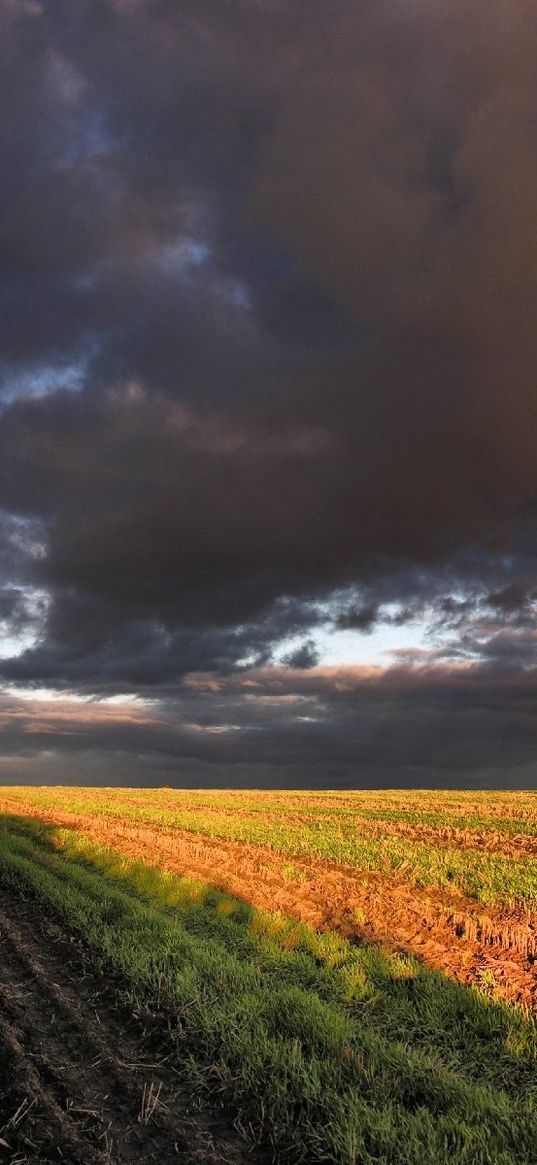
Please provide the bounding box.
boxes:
[0,883,260,1165]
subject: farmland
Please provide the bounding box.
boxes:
[1,789,537,1163]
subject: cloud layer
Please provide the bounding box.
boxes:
[1,1,537,785]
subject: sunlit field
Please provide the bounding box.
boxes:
[1,787,537,1163]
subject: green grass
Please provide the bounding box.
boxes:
[3,786,537,908]
[0,812,537,1164]
[20,797,537,905]
[305,806,537,838]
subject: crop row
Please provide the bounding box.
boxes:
[1,812,537,1164]
[3,792,535,908]
[5,784,537,828]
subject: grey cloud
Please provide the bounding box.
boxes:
[3,659,537,787]
[281,639,320,670]
[336,603,379,632]
[0,2,536,785]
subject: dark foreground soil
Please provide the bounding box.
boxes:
[0,884,259,1165]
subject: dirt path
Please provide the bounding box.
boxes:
[0,883,259,1165]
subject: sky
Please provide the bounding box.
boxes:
[1,0,537,788]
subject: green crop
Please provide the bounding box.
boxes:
[1,811,537,1164]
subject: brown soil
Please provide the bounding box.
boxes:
[332,814,537,860]
[0,882,260,1165]
[105,800,537,860]
[75,818,536,1008]
[6,789,537,859]
[152,803,537,861]
[1,794,537,1011]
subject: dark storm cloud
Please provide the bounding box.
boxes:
[281,639,319,670]
[3,660,537,788]
[251,2,537,555]
[336,603,379,633]
[0,1,537,784]
[170,662,537,786]
[0,589,324,689]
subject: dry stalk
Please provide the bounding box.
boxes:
[138,1081,162,1125]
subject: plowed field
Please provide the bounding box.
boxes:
[1,786,537,1008]
[2,787,537,1164]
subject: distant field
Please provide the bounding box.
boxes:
[1,787,537,1163]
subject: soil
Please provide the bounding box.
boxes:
[5,790,537,859]
[0,882,261,1165]
[108,823,537,1007]
[148,803,537,860]
[112,802,537,861]
[21,810,537,1009]
[322,814,537,860]
[1,793,537,1011]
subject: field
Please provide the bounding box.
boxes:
[0,788,537,1164]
